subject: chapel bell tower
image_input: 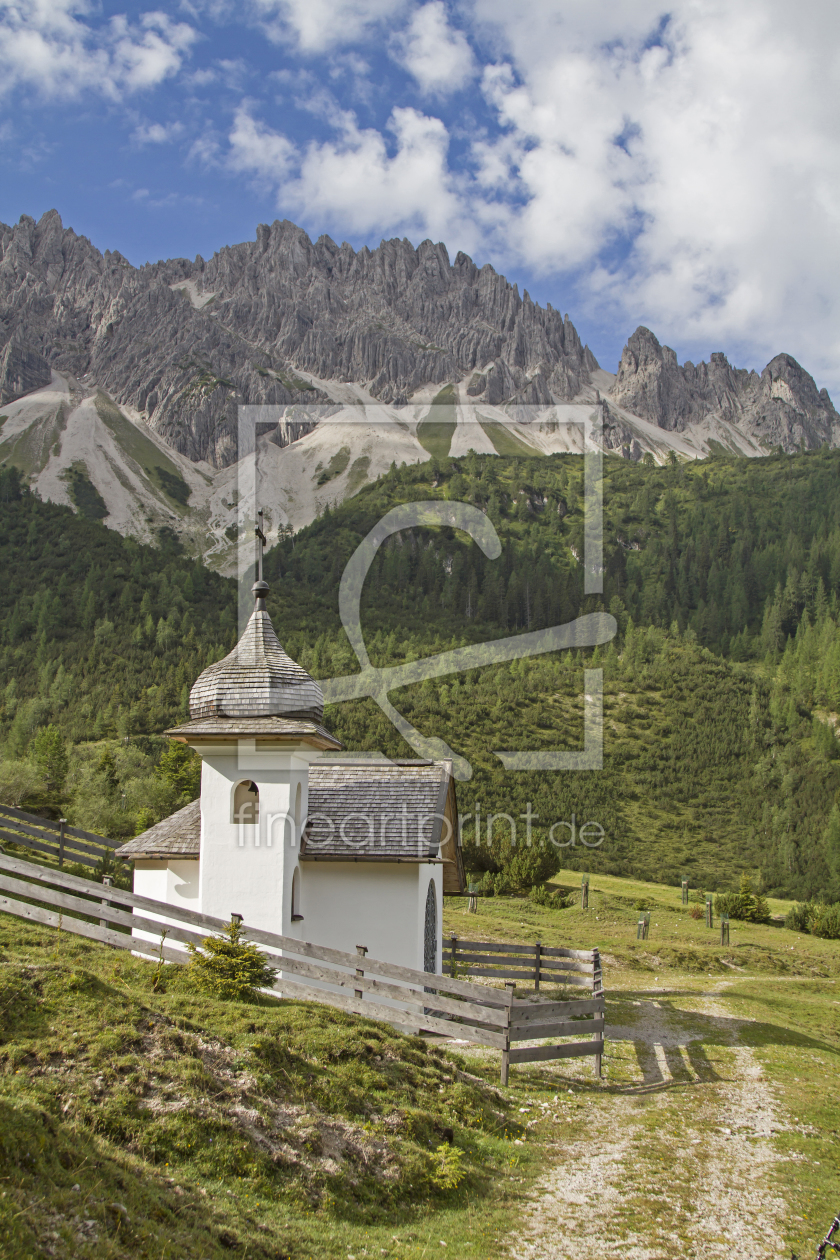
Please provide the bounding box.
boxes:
[165,575,340,934]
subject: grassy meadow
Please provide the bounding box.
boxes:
[0,866,838,1257]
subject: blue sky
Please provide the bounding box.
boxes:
[2,0,839,389]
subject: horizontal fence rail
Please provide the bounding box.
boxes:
[0,851,605,1083]
[0,804,120,870]
[444,935,599,990]
[445,934,604,1083]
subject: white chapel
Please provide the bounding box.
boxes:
[116,576,465,974]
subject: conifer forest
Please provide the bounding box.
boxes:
[2,447,840,904]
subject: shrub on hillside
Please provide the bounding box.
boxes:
[715,891,740,918]
[715,878,771,923]
[752,891,772,924]
[529,884,568,909]
[186,918,277,1002]
[0,757,44,807]
[785,902,814,932]
[736,874,757,922]
[807,903,840,939]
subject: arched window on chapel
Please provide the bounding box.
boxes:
[232,780,259,824]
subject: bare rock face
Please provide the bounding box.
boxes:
[0,335,52,405]
[3,210,836,464]
[610,326,839,451]
[0,211,598,466]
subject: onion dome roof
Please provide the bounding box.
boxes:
[189,581,324,722]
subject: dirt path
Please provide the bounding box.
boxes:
[509,982,790,1259]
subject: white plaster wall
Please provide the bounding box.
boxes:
[132,859,200,955]
[195,742,314,937]
[298,862,432,971]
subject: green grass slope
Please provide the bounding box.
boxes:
[0,917,524,1259]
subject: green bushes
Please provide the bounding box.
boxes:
[714,876,771,923]
[528,884,569,909]
[785,901,840,938]
[807,903,840,939]
[186,918,278,1001]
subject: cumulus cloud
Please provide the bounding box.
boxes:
[0,0,197,100]
[468,0,840,380]
[391,2,475,96]
[228,104,296,182]
[250,0,406,52]
[132,119,185,145]
[228,101,475,242]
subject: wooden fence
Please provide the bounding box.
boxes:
[0,803,120,870]
[0,851,604,1083]
[444,934,600,992]
[444,934,604,1082]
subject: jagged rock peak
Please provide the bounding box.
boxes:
[0,209,596,465]
[609,326,838,452]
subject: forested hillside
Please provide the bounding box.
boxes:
[2,448,840,902]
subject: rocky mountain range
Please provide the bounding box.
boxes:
[0,209,599,468]
[0,209,838,563]
[608,325,839,452]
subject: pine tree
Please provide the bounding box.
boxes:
[29,724,68,794]
[186,918,277,1001]
[155,741,201,801]
[737,873,758,921]
[752,891,771,924]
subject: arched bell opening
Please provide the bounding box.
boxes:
[232,780,259,824]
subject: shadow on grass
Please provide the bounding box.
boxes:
[508,988,840,1097]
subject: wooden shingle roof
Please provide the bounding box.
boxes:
[189,587,325,722]
[165,715,340,749]
[302,760,464,894]
[116,761,465,892]
[115,800,200,860]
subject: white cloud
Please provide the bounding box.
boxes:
[391,2,475,96]
[250,0,405,52]
[132,119,185,145]
[291,105,466,239]
[0,0,197,101]
[465,0,840,383]
[226,102,475,243]
[228,103,296,182]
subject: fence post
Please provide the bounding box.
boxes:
[720,914,730,946]
[99,874,113,935]
[593,948,603,1078]
[705,896,714,929]
[59,819,67,869]
[500,981,515,1087]
[581,875,589,910]
[534,940,541,992]
[450,933,458,979]
[681,876,689,905]
[355,945,368,1000]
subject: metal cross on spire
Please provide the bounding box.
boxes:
[254,509,266,583]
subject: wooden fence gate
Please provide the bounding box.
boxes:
[444,934,604,1083]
